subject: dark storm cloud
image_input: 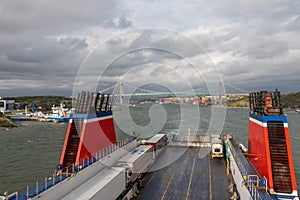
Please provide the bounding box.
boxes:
[0,0,300,96]
[0,36,88,79]
[0,0,121,34]
[83,29,196,81]
[0,0,128,96]
[219,36,289,60]
[246,39,288,59]
[87,47,182,79]
[127,30,204,58]
[5,37,88,63]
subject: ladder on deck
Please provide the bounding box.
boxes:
[62,119,83,171]
[267,121,292,193]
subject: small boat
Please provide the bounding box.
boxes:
[44,104,72,123]
[8,113,35,120]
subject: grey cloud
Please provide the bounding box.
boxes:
[0,36,87,97]
[150,65,169,77]
[89,30,196,81]
[217,21,290,60]
[199,0,300,22]
[5,38,87,63]
[245,39,288,59]
[104,14,133,29]
[100,49,179,78]
[0,0,300,96]
[0,0,121,34]
[81,22,299,94]
[220,61,250,77]
[127,29,207,58]
[286,16,300,31]
[220,52,300,92]
[0,0,126,96]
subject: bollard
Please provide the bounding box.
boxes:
[36,181,39,195]
[45,177,47,190]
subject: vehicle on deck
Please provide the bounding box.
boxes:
[143,134,168,157]
[211,136,223,159]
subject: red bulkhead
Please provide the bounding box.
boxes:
[248,118,273,188]
[75,117,116,165]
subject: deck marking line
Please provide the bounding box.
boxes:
[161,173,174,200]
[138,172,157,198]
[145,172,156,187]
[185,155,197,200]
[209,154,212,200]
[144,172,156,188]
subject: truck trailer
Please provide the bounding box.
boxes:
[143,134,168,157]
[117,145,154,183]
[61,167,126,200]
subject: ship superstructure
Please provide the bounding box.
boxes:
[58,92,117,172]
[247,89,298,199]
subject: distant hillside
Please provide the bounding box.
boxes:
[3,91,300,111]
[5,96,72,112]
[227,95,249,108]
[226,91,300,109]
[281,92,300,109]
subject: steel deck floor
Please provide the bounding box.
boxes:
[136,146,230,200]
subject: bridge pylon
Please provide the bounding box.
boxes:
[120,82,124,105]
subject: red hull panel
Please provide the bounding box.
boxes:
[248,119,273,188]
[75,117,116,165]
[248,117,297,193]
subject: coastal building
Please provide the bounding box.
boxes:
[0,99,15,113]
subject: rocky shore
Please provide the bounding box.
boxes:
[0,117,17,130]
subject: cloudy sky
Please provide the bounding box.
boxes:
[0,0,300,97]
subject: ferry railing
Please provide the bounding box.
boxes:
[227,139,247,176]
[226,139,266,200]
[248,176,263,200]
[6,136,136,200]
[2,192,18,200]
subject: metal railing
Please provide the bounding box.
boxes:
[4,136,136,200]
[226,139,267,200]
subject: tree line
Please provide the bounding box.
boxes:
[5,96,72,112]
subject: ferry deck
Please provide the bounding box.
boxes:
[136,146,230,200]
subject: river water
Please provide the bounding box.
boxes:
[0,104,299,195]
